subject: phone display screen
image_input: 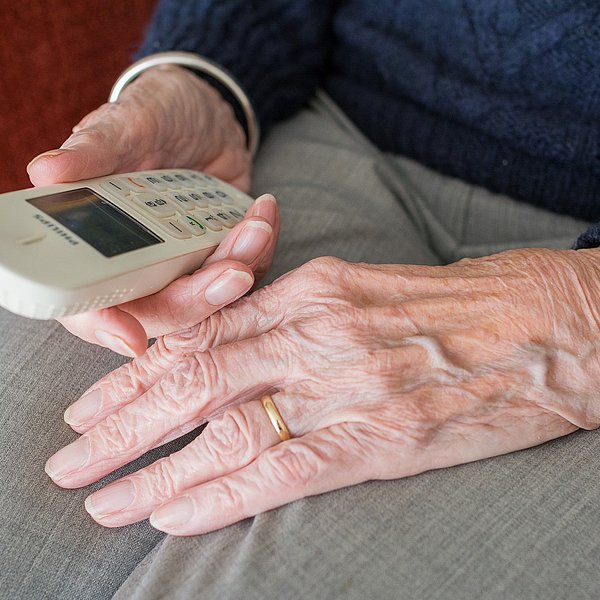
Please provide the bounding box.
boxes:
[27,188,163,257]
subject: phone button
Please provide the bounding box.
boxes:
[214,190,234,205]
[125,177,149,192]
[100,179,132,198]
[195,210,223,231]
[136,174,168,192]
[159,174,182,190]
[199,190,219,205]
[213,210,236,228]
[188,192,209,208]
[187,171,218,187]
[171,173,196,190]
[227,208,245,223]
[135,193,177,217]
[183,215,207,236]
[166,192,195,213]
[156,218,192,239]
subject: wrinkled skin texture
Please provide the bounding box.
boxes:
[27,65,279,356]
[46,249,600,535]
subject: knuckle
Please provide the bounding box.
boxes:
[192,311,228,352]
[145,456,182,500]
[193,349,222,393]
[125,352,166,384]
[93,412,140,456]
[261,443,322,488]
[97,362,144,408]
[202,409,255,464]
[240,285,283,325]
[66,125,109,147]
[142,337,180,368]
[306,255,345,273]
[154,355,201,415]
[161,325,202,353]
[297,256,346,288]
[210,479,245,513]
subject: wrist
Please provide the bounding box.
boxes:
[109,52,259,157]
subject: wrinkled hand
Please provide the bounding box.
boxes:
[27,65,278,356]
[45,249,600,535]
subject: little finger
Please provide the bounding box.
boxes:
[149,423,370,536]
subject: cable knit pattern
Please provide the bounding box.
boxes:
[138,1,335,132]
[138,0,600,245]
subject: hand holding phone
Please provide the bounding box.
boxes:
[24,65,278,356]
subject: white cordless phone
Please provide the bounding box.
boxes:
[0,169,253,319]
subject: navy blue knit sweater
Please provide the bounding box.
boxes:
[138,0,600,248]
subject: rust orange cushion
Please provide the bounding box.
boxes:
[0,0,156,192]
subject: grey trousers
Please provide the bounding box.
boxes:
[1,93,597,600]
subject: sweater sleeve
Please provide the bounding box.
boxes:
[575,224,600,250]
[136,0,336,133]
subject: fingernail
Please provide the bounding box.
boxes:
[253,194,277,221]
[64,389,102,427]
[45,436,90,481]
[27,149,70,170]
[94,330,137,357]
[85,480,135,518]
[150,496,194,531]
[205,268,253,306]
[231,221,272,264]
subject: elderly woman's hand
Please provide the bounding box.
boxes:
[45,249,600,535]
[27,65,278,356]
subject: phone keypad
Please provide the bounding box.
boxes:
[101,170,250,240]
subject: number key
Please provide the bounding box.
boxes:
[166,192,195,213]
[195,210,223,231]
[135,193,176,217]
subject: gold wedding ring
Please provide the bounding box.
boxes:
[261,395,291,442]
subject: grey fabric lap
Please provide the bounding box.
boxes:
[0,93,597,600]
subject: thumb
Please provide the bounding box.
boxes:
[27,124,124,187]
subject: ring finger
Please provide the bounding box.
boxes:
[84,392,297,527]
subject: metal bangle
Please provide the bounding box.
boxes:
[108,51,260,157]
